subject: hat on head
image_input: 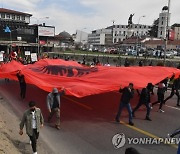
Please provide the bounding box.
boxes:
[52,88,58,93]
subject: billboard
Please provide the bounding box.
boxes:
[38,26,55,37]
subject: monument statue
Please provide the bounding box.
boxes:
[128,13,135,26]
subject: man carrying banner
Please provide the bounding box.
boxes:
[47,87,65,130]
[132,83,154,121]
[16,70,26,99]
[115,83,134,126]
[164,75,180,107]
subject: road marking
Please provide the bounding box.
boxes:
[120,120,178,149]
[63,96,93,110]
[165,105,180,111]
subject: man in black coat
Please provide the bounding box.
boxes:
[115,83,134,126]
[16,70,26,99]
[132,83,154,121]
[164,75,180,107]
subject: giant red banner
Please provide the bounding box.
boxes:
[0,59,180,97]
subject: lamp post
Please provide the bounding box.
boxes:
[32,17,49,54]
[164,0,171,65]
[136,15,145,57]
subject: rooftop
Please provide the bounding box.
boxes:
[0,8,32,16]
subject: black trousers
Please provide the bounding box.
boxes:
[29,129,39,153]
[164,89,180,105]
[20,83,26,99]
[132,102,151,118]
[152,93,164,109]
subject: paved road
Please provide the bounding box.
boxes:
[0,80,179,154]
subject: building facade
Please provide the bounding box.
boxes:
[112,24,151,43]
[88,28,112,46]
[0,8,55,54]
[74,30,88,44]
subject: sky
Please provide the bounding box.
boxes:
[1,0,180,35]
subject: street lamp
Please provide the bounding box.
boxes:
[136,15,145,56]
[32,16,49,54]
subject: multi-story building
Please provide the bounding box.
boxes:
[0,8,55,54]
[88,24,151,46]
[74,30,88,44]
[112,24,151,43]
[88,28,112,46]
[158,6,171,39]
[172,23,180,40]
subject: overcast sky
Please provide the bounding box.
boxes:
[1,0,180,34]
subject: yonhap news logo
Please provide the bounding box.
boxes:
[112,133,180,149]
[112,133,126,149]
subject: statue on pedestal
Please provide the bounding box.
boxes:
[128,13,135,27]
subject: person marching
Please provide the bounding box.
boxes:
[164,75,180,107]
[132,83,154,121]
[16,70,26,99]
[152,81,166,112]
[47,87,65,130]
[19,101,44,154]
[115,83,134,126]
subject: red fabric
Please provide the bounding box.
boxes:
[0,59,180,97]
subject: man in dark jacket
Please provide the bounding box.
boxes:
[115,83,134,126]
[16,70,26,99]
[164,75,180,107]
[132,83,154,121]
[152,81,166,112]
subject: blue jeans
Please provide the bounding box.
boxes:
[116,102,133,123]
[178,142,180,154]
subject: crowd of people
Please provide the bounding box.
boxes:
[115,74,180,126]
[1,51,180,154]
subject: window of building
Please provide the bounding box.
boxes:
[17,15,20,20]
[6,14,10,19]
[21,16,25,21]
[161,21,164,25]
[124,31,126,36]
[12,15,15,20]
[160,31,163,35]
[1,13,5,18]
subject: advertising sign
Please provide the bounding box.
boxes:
[38,26,55,36]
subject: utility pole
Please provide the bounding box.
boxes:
[164,0,171,65]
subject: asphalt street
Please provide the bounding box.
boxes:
[0,79,179,154]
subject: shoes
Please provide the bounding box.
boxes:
[159,109,165,113]
[115,118,120,123]
[33,152,37,154]
[145,116,152,121]
[55,125,60,130]
[129,121,134,126]
[30,140,32,145]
